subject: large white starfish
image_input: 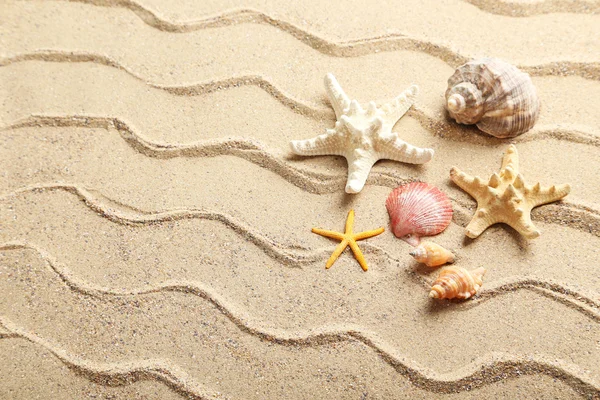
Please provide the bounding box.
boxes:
[290,73,434,193]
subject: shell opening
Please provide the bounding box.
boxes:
[447,94,465,113]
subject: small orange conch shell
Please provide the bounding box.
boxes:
[429,266,486,300]
[409,241,455,267]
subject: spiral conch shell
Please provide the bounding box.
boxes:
[409,241,455,268]
[445,58,540,138]
[429,267,486,300]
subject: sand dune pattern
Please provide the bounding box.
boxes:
[4,185,600,322]
[4,313,600,397]
[0,317,224,400]
[1,244,600,397]
[462,0,600,16]
[2,54,600,146]
[3,186,600,325]
[66,0,600,25]
[9,3,600,80]
[3,239,600,326]
[3,0,600,398]
[3,120,599,238]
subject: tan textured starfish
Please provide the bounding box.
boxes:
[450,145,570,239]
[312,209,384,271]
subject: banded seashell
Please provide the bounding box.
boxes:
[409,241,455,267]
[385,182,453,246]
[445,58,540,138]
[429,266,486,300]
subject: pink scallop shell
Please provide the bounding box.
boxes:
[385,182,453,246]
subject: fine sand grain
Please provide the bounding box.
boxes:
[1,0,599,399]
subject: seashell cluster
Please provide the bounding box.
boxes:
[386,182,453,246]
[429,267,486,300]
[445,58,540,138]
[409,241,455,267]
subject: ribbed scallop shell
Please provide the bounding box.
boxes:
[385,182,453,246]
[409,241,455,267]
[429,267,486,300]
[445,58,540,138]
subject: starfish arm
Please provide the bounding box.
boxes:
[500,144,519,180]
[379,85,419,126]
[506,213,541,239]
[325,239,349,269]
[354,227,385,241]
[324,73,351,119]
[290,130,345,157]
[376,132,434,165]
[312,228,345,241]
[450,167,489,199]
[526,183,571,208]
[464,211,496,239]
[345,209,355,235]
[345,150,378,194]
[348,240,369,271]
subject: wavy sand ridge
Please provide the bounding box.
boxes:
[20,183,381,267]
[462,0,600,16]
[1,248,600,398]
[4,1,599,398]
[0,342,587,400]
[2,57,600,146]
[3,240,600,326]
[1,342,184,400]
[2,123,599,239]
[2,317,598,398]
[2,187,600,329]
[4,114,598,191]
[10,0,598,68]
[2,60,599,147]
[0,184,342,267]
[2,109,599,230]
[2,184,599,274]
[0,318,224,400]
[3,2,600,81]
[4,183,599,305]
[115,0,600,19]
[4,55,599,129]
[2,63,599,204]
[1,116,408,197]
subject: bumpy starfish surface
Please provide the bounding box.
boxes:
[312,209,384,271]
[291,73,434,194]
[450,145,570,239]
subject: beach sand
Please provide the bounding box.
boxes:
[1,0,599,398]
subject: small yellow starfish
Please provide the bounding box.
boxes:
[312,209,385,271]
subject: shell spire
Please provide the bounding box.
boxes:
[386,182,453,246]
[445,58,540,138]
[429,267,486,300]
